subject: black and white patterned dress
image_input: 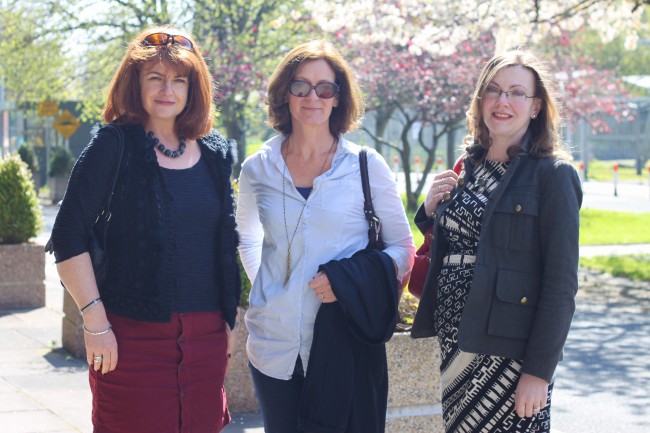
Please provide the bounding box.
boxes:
[435,160,552,433]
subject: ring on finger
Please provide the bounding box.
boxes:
[93,355,103,363]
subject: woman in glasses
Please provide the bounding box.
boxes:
[48,25,240,432]
[410,50,582,432]
[236,40,414,432]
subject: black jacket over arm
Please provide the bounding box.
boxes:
[298,249,398,433]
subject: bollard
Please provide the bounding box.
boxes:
[393,155,399,181]
[613,162,619,197]
[414,155,421,181]
[436,156,443,173]
[578,161,585,183]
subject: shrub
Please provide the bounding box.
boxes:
[0,154,42,244]
[48,146,74,178]
[17,143,39,173]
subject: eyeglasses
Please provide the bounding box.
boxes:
[142,33,194,50]
[481,86,536,104]
[289,80,339,99]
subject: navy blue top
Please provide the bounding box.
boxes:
[296,186,312,200]
[161,156,221,312]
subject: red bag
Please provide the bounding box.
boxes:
[407,156,464,299]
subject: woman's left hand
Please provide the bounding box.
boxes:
[308,272,337,303]
[514,373,549,418]
[225,323,237,375]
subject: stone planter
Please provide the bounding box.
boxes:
[385,332,443,432]
[0,243,45,309]
[62,289,86,358]
[49,175,68,204]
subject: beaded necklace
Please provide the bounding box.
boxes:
[281,138,336,286]
[148,131,186,158]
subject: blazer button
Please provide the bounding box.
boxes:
[520,296,528,304]
[443,192,451,201]
[458,177,465,186]
[428,232,434,240]
[515,204,522,213]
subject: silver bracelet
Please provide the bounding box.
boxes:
[80,298,102,315]
[83,323,112,336]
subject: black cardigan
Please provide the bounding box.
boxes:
[50,123,241,328]
[298,249,398,433]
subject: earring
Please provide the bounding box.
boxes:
[531,113,537,119]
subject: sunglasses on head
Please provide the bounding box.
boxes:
[289,80,339,99]
[142,33,194,50]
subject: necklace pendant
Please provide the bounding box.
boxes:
[284,251,291,286]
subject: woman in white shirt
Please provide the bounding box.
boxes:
[236,40,414,433]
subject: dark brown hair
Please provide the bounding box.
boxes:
[265,40,364,137]
[102,25,214,139]
[464,49,571,161]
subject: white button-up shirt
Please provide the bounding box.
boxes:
[236,135,415,380]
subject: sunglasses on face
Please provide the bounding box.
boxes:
[142,33,194,50]
[289,80,339,99]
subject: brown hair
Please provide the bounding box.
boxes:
[102,25,214,139]
[463,49,571,161]
[265,40,365,137]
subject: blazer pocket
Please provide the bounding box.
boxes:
[487,268,540,340]
[490,191,540,252]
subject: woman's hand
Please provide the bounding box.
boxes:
[424,170,459,217]
[83,306,118,375]
[514,373,549,418]
[308,272,337,303]
[225,322,238,375]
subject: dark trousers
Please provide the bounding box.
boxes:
[249,357,304,433]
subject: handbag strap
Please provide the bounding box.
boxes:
[359,147,376,223]
[98,124,125,224]
[359,147,383,248]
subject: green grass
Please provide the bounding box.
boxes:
[579,254,650,281]
[579,159,648,183]
[404,198,650,247]
[580,208,650,245]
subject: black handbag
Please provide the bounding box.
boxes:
[359,147,384,250]
[45,124,124,289]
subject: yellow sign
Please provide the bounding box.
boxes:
[53,110,81,139]
[38,100,59,117]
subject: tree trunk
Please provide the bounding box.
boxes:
[219,99,248,177]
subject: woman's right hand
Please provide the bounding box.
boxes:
[424,170,459,217]
[83,307,118,374]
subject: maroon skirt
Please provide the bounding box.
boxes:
[89,311,230,433]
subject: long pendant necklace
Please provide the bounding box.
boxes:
[282,137,337,286]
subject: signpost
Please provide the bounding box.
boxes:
[38,101,59,117]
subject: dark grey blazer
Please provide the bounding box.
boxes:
[411,152,582,383]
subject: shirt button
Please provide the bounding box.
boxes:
[515,204,522,213]
[520,297,528,304]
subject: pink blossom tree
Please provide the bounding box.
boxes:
[346,35,495,210]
